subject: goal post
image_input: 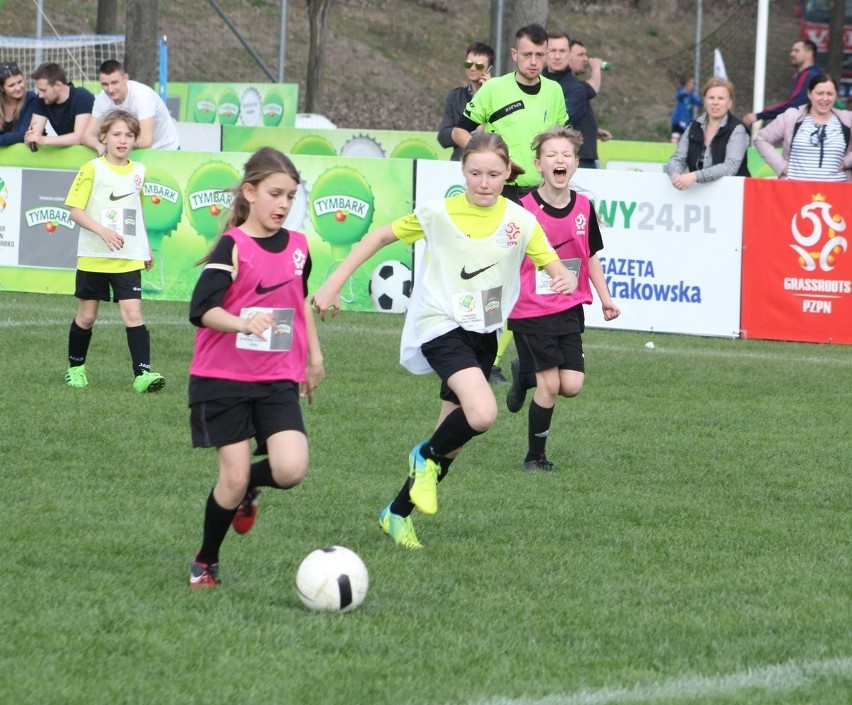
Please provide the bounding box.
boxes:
[0,34,125,85]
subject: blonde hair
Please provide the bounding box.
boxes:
[701,77,735,101]
[462,131,525,183]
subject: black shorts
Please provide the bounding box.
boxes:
[421,327,498,404]
[75,269,142,302]
[189,377,306,453]
[514,330,585,374]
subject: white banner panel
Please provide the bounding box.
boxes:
[411,163,744,338]
[0,168,23,267]
[575,170,743,337]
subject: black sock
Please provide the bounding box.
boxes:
[248,458,285,489]
[437,456,453,482]
[126,324,151,377]
[197,489,237,565]
[428,407,484,457]
[68,320,92,367]
[527,401,554,459]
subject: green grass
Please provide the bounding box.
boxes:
[2,291,851,705]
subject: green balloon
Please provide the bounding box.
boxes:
[309,166,375,260]
[141,166,184,250]
[184,161,241,242]
[291,135,337,156]
[390,139,437,160]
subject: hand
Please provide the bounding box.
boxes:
[742,113,757,128]
[597,128,612,142]
[310,285,342,321]
[588,57,603,71]
[300,360,326,404]
[550,270,578,296]
[100,229,124,251]
[240,310,275,339]
[602,301,621,321]
[669,171,697,191]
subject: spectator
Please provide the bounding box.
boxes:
[543,32,589,143]
[743,40,822,127]
[667,77,750,190]
[452,23,568,203]
[0,60,37,146]
[670,75,702,141]
[83,59,180,153]
[563,39,609,168]
[25,62,95,148]
[437,41,494,161]
[753,73,852,181]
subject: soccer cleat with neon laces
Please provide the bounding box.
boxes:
[133,370,166,393]
[506,358,527,413]
[232,487,259,535]
[408,442,439,515]
[65,365,88,388]
[189,554,220,588]
[379,503,422,549]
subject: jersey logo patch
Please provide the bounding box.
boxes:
[109,191,136,201]
[255,279,291,295]
[460,263,498,280]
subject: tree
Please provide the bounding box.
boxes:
[826,0,846,82]
[490,0,548,76]
[124,0,159,87]
[305,0,335,113]
[96,0,118,34]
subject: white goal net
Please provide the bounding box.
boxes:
[0,34,124,85]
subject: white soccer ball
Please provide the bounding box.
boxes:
[368,260,412,313]
[295,546,369,612]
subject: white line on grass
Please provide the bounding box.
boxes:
[469,656,852,705]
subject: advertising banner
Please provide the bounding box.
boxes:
[223,125,452,161]
[185,83,298,127]
[0,149,414,312]
[741,179,851,344]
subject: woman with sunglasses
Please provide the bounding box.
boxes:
[754,74,852,181]
[437,42,494,161]
[667,77,750,191]
[0,61,37,146]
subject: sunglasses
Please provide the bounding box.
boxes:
[0,61,20,78]
[464,60,488,71]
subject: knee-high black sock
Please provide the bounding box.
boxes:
[390,457,454,517]
[197,489,237,565]
[248,458,285,489]
[428,408,484,458]
[68,320,92,367]
[527,401,554,459]
[126,324,151,376]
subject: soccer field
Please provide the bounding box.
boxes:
[2,291,850,705]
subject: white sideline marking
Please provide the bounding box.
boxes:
[469,656,852,705]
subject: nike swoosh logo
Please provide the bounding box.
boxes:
[109,191,135,201]
[460,263,498,280]
[552,239,573,250]
[255,280,291,295]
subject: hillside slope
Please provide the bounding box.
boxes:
[5,0,799,142]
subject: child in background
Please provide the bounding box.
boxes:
[311,132,577,549]
[187,147,324,588]
[671,75,702,143]
[505,126,620,471]
[64,109,165,393]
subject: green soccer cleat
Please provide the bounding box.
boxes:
[408,442,439,515]
[379,503,422,549]
[65,365,88,388]
[133,370,166,393]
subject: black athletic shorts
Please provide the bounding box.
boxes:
[514,330,585,374]
[75,269,142,302]
[189,377,305,453]
[420,327,498,404]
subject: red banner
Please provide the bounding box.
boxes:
[742,179,852,344]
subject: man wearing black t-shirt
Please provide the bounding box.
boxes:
[25,63,95,148]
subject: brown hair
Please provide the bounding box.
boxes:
[531,125,583,158]
[31,62,68,85]
[197,147,301,265]
[98,109,141,140]
[461,131,525,183]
